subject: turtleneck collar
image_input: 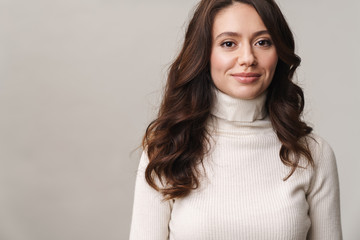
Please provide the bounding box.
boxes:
[211,89,267,123]
[209,89,272,134]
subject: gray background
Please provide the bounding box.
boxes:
[0,0,359,239]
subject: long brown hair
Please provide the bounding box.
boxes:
[143,0,313,200]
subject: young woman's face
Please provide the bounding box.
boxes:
[210,2,278,100]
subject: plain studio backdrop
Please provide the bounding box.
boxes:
[0,0,359,239]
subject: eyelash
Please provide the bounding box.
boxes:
[220,39,273,48]
[255,39,272,47]
[220,41,236,48]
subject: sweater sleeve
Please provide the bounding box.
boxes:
[129,151,172,240]
[306,138,342,240]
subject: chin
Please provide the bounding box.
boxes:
[229,89,264,100]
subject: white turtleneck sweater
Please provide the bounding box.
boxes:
[129,90,342,240]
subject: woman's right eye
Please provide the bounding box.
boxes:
[221,41,236,48]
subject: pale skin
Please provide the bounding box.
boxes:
[210,2,279,100]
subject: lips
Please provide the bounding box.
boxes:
[231,72,261,84]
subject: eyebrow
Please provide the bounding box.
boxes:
[214,30,270,40]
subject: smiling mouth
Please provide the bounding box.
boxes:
[231,72,261,83]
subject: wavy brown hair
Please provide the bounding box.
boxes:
[143,0,313,200]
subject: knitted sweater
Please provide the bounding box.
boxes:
[129,90,342,240]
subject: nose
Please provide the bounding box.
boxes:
[237,43,256,68]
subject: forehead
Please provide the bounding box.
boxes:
[212,2,268,37]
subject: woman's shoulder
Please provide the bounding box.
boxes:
[306,132,334,151]
[305,132,337,168]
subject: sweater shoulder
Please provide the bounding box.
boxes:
[305,133,339,194]
[306,133,336,165]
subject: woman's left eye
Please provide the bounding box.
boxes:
[256,39,272,47]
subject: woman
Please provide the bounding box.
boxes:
[130,0,342,239]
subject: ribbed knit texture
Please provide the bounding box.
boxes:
[129,90,342,240]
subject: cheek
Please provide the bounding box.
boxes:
[210,50,235,76]
[263,52,278,74]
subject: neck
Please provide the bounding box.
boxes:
[209,89,272,134]
[212,90,267,122]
